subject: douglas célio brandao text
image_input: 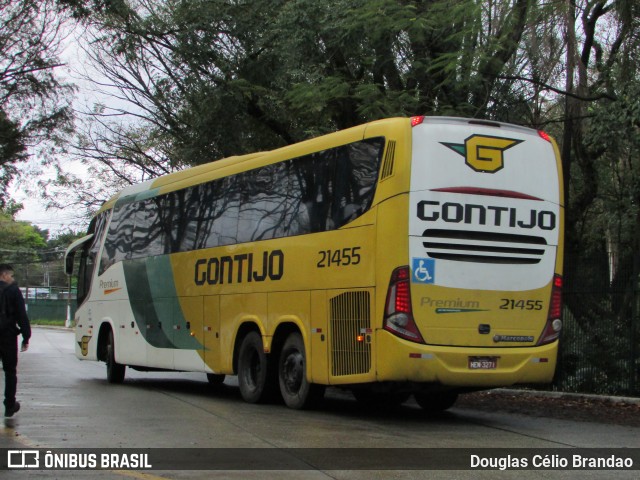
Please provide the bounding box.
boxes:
[470,453,634,470]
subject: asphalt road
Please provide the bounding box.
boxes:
[1,328,638,479]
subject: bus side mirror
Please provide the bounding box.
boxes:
[65,252,75,276]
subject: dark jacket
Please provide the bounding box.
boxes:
[0,281,31,343]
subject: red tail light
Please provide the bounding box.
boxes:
[383,266,425,344]
[538,130,551,142]
[537,275,563,345]
[411,116,425,127]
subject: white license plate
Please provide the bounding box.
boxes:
[468,357,498,370]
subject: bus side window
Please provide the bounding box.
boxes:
[332,138,384,227]
[101,202,135,274]
[78,213,108,304]
[131,198,164,258]
[194,180,225,250]
[238,163,290,242]
[217,176,241,246]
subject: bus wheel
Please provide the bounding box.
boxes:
[278,333,324,409]
[414,391,458,412]
[106,330,125,384]
[206,373,225,385]
[237,331,277,403]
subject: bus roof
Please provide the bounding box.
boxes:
[98,118,401,213]
[96,116,551,214]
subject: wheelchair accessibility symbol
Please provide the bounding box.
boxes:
[412,258,435,284]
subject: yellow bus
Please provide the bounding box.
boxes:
[65,116,563,411]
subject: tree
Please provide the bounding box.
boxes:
[57,1,536,177]
[0,209,48,286]
[0,0,75,205]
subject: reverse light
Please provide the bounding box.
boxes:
[383,266,425,344]
[537,275,563,345]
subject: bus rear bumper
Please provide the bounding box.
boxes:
[375,330,558,387]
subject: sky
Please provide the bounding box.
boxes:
[10,24,101,237]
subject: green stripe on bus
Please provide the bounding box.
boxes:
[123,257,203,350]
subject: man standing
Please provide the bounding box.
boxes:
[0,263,31,417]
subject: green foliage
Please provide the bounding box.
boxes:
[0,0,75,188]
[0,212,47,253]
[0,205,84,287]
[67,0,543,176]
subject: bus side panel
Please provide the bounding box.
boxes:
[218,293,268,374]
[202,295,222,373]
[174,295,205,371]
[145,296,175,369]
[111,300,146,367]
[310,290,329,384]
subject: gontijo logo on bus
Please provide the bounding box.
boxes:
[194,249,284,285]
[442,135,523,173]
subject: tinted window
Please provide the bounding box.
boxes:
[101,201,135,273]
[131,198,164,258]
[288,137,384,233]
[238,163,290,242]
[80,212,108,301]
[98,137,384,268]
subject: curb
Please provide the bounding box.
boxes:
[493,388,640,406]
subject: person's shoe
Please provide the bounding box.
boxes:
[5,401,20,417]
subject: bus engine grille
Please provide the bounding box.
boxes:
[422,229,547,264]
[330,291,372,376]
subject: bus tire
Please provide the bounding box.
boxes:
[414,391,458,412]
[106,329,126,384]
[278,332,324,409]
[237,331,277,403]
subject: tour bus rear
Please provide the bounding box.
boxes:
[379,116,563,387]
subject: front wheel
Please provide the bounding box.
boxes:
[278,333,324,409]
[106,330,125,384]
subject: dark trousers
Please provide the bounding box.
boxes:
[0,335,18,408]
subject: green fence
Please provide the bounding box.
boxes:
[26,298,76,322]
[553,254,640,397]
[22,286,77,323]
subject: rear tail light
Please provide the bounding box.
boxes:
[538,130,552,142]
[383,266,425,344]
[537,275,563,345]
[411,116,425,127]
